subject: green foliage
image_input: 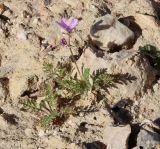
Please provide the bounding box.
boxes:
[23,99,41,112]
[57,79,91,95]
[45,85,57,110]
[43,63,70,79]
[41,112,60,127]
[93,73,114,90]
[23,85,60,127]
[43,63,54,76]
[25,63,116,127]
[57,68,91,95]
[82,68,90,82]
[40,85,60,127]
[44,63,115,95]
[139,45,160,70]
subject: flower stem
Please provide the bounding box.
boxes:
[68,34,82,78]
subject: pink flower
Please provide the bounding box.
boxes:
[57,18,79,32]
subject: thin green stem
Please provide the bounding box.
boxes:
[68,34,82,79]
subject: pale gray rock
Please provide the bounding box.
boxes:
[103,125,131,149]
[0,67,13,78]
[137,121,160,149]
[90,14,135,51]
[17,31,27,40]
[139,80,160,121]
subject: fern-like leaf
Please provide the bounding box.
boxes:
[23,99,41,112]
[82,68,90,82]
[45,85,57,109]
[139,45,160,70]
[93,73,114,90]
[43,63,54,76]
[41,112,60,127]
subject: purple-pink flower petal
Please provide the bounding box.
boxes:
[57,20,71,32]
[57,18,79,32]
[61,18,69,26]
[69,19,78,30]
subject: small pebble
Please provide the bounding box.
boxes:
[3,9,13,18]
[25,128,33,137]
[32,17,41,25]
[79,113,84,117]
[138,114,143,119]
[17,31,27,40]
[38,129,45,137]
[44,0,51,6]
[134,101,139,106]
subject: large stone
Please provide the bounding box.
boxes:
[137,121,160,148]
[90,14,135,51]
[139,80,160,121]
[103,125,131,149]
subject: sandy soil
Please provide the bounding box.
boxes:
[0,0,160,149]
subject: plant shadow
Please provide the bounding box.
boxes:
[0,107,18,125]
[119,16,142,48]
[151,0,160,21]
[93,69,137,93]
[154,118,160,127]
[111,99,134,125]
[83,141,107,149]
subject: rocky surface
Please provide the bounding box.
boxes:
[90,14,135,51]
[103,125,131,149]
[137,121,160,149]
[75,48,156,104]
[0,0,159,149]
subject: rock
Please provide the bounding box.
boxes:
[135,14,159,29]
[0,67,13,78]
[137,121,160,148]
[139,80,160,120]
[24,128,33,137]
[17,31,28,40]
[75,48,156,103]
[9,75,39,99]
[2,30,43,100]
[3,9,13,18]
[90,14,135,51]
[43,136,82,149]
[0,115,8,129]
[44,0,52,6]
[9,77,28,99]
[103,125,131,149]
[111,0,155,17]
[32,17,40,25]
[38,129,45,137]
